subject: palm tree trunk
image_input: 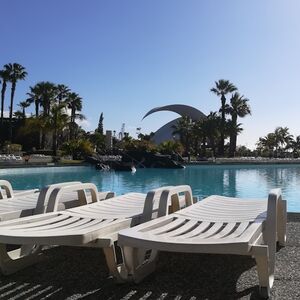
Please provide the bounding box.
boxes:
[53,130,57,156]
[211,138,216,157]
[53,112,58,156]
[70,108,75,140]
[35,101,39,117]
[219,94,226,156]
[41,131,46,149]
[38,129,42,149]
[8,82,16,142]
[229,133,238,157]
[229,115,237,157]
[201,136,207,157]
[1,80,7,126]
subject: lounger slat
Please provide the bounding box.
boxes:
[179,221,212,238]
[162,220,199,237]
[226,222,250,238]
[45,217,95,231]
[0,213,63,228]
[138,217,176,232]
[236,222,263,242]
[21,216,82,231]
[213,222,238,239]
[0,218,113,237]
[67,208,142,219]
[60,218,107,231]
[4,214,70,230]
[195,222,225,239]
[76,206,142,214]
[21,218,115,236]
[147,218,187,235]
[176,211,265,222]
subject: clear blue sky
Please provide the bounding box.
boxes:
[1,0,300,148]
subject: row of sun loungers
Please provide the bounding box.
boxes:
[0,180,287,298]
[0,154,23,162]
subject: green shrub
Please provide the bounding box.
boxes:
[61,139,93,160]
[2,142,22,153]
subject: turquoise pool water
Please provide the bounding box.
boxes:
[1,164,300,212]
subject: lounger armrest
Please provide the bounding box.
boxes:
[0,180,14,199]
[46,183,99,212]
[157,185,193,217]
[34,181,82,214]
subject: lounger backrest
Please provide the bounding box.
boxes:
[0,180,14,199]
[141,186,174,223]
[141,185,193,222]
[157,185,193,218]
[265,188,281,278]
[34,181,82,214]
[45,183,99,213]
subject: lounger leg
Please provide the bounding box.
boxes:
[277,199,287,246]
[103,245,128,283]
[253,245,275,299]
[122,246,158,283]
[0,244,43,275]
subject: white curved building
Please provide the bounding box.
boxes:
[143,104,206,144]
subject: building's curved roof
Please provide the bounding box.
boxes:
[142,104,206,144]
[143,104,206,121]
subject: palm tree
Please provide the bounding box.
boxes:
[211,79,237,156]
[27,85,42,117]
[65,92,84,140]
[18,100,30,117]
[201,112,221,157]
[290,135,300,157]
[37,81,57,116]
[256,133,277,157]
[56,84,70,104]
[274,127,293,156]
[13,110,25,120]
[227,92,251,157]
[27,82,57,148]
[4,63,27,141]
[0,69,10,126]
[226,120,244,155]
[45,103,70,156]
[191,120,205,156]
[172,116,193,157]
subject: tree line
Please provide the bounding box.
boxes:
[168,79,251,158]
[0,63,87,156]
[256,127,300,158]
[7,65,295,160]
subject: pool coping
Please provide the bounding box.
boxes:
[0,162,89,169]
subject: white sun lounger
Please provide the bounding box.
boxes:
[0,185,194,278]
[0,180,38,199]
[0,180,115,221]
[118,187,287,298]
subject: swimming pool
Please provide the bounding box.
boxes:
[1,164,300,212]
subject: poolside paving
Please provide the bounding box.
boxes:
[0,220,299,300]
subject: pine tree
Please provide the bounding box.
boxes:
[97,112,104,135]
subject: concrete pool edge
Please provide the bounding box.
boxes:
[0,162,89,169]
